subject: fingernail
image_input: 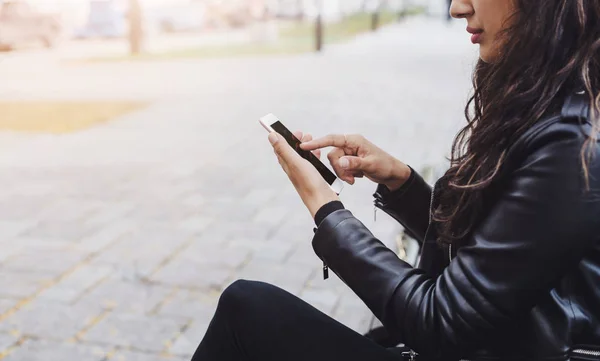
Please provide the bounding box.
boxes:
[339,157,349,169]
[268,133,278,145]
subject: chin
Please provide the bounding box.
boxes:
[479,45,501,64]
[479,49,493,63]
[479,55,492,63]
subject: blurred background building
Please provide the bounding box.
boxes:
[0,0,433,51]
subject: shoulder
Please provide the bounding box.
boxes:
[496,94,600,205]
[508,93,598,170]
[524,117,595,156]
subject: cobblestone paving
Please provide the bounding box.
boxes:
[0,17,474,360]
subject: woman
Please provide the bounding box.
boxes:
[193,0,600,360]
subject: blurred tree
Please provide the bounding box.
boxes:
[314,0,323,51]
[371,0,383,31]
[128,0,143,55]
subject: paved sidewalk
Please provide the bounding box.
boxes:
[0,17,474,360]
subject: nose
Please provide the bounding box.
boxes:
[450,0,474,19]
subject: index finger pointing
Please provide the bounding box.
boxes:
[300,134,347,151]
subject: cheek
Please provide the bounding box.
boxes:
[476,0,515,63]
[478,0,515,35]
[493,0,516,32]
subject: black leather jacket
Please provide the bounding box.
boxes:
[311,94,600,361]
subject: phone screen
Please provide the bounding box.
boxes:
[271,121,337,185]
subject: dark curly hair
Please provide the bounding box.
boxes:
[433,0,600,246]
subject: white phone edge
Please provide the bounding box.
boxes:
[259,113,344,195]
[330,178,345,195]
[259,113,277,133]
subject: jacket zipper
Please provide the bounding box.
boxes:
[419,181,455,263]
[314,226,330,280]
[572,348,600,358]
[421,182,437,245]
[401,350,417,361]
[456,349,600,361]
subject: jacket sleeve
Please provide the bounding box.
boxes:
[312,127,600,359]
[373,167,432,243]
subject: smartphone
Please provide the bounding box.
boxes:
[259,113,344,195]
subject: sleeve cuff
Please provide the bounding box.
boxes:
[374,165,417,205]
[381,165,415,194]
[314,200,345,226]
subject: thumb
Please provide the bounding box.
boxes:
[339,156,364,171]
[269,132,295,159]
[268,132,279,145]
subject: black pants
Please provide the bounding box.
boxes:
[192,280,403,361]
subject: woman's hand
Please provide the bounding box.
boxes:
[268,131,339,219]
[300,134,412,191]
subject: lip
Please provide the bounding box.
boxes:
[466,26,484,44]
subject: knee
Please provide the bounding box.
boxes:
[215,280,293,331]
[218,279,278,313]
[218,279,261,310]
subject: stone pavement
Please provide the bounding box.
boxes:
[0,17,475,360]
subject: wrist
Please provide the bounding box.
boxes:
[383,161,412,192]
[307,192,340,219]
